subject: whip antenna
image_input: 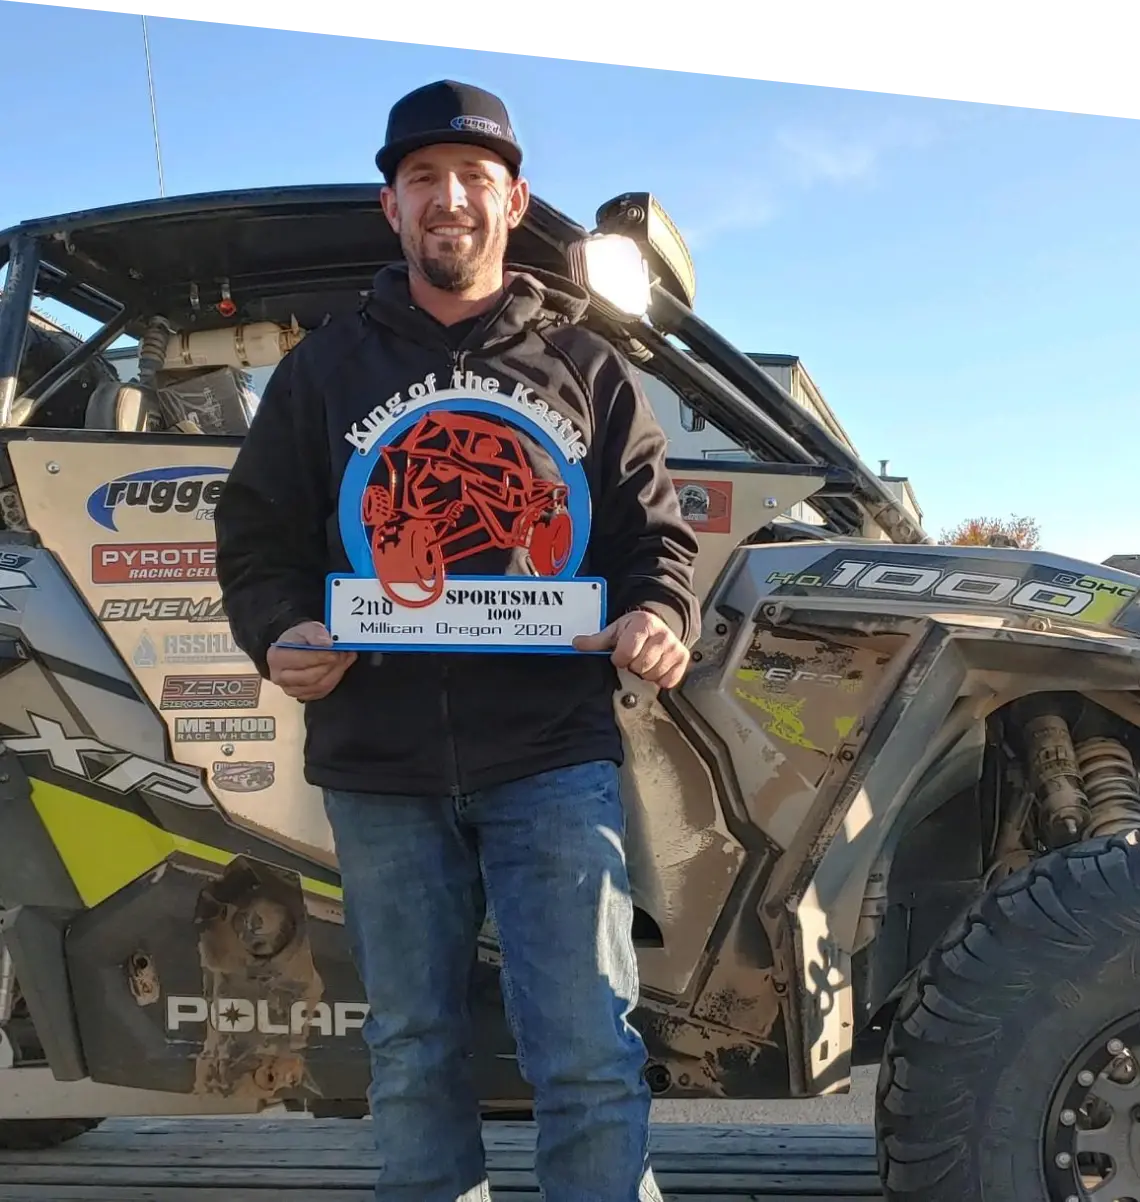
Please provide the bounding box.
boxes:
[141,16,166,197]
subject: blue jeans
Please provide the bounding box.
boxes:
[323,760,661,1202]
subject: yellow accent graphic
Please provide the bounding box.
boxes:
[29,779,342,908]
[1073,577,1138,626]
[834,715,856,739]
[734,687,820,751]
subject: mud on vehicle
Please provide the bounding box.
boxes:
[1,185,1140,1201]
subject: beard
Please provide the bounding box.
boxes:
[404,215,509,293]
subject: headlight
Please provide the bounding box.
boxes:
[566,234,651,322]
[594,193,696,308]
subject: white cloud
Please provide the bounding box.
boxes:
[775,115,937,189]
[677,113,941,251]
[680,194,777,251]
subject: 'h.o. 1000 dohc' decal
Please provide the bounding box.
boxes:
[766,558,1136,619]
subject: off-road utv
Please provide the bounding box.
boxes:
[1,184,1140,1202]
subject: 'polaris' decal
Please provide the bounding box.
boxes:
[166,996,369,1037]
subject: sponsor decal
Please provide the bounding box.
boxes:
[92,542,216,584]
[673,479,734,534]
[738,665,863,693]
[0,552,35,611]
[765,553,1137,624]
[132,631,249,669]
[2,713,213,808]
[160,675,262,711]
[174,716,276,743]
[449,114,505,138]
[211,760,275,793]
[99,596,227,624]
[166,995,369,1037]
[86,466,229,532]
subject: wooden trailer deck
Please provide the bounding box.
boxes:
[0,1116,885,1200]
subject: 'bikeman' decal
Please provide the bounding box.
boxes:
[100,596,227,624]
[86,467,228,532]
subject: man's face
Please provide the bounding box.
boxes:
[381,143,529,293]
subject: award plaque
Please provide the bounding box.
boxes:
[325,377,608,655]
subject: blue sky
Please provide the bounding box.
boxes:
[2,1,1137,562]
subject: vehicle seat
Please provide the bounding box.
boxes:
[84,381,168,432]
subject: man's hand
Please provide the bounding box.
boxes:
[267,621,357,702]
[573,610,690,690]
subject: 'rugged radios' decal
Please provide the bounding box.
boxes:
[86,466,229,532]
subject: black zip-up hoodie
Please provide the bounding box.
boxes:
[214,263,700,797]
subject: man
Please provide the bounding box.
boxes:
[215,79,700,1202]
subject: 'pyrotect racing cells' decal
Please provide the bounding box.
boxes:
[91,542,217,584]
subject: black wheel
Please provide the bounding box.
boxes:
[876,832,1140,1202]
[0,1118,103,1150]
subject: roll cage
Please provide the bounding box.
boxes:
[0,183,928,544]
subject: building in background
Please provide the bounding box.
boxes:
[640,351,924,537]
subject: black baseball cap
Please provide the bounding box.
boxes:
[376,80,523,182]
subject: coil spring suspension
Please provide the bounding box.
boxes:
[1074,737,1140,838]
[137,319,171,386]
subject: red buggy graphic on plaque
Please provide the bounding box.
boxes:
[361,410,573,608]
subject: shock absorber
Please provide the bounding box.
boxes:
[1024,713,1090,847]
[136,318,171,387]
[1075,737,1140,838]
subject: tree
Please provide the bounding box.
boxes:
[940,514,1041,549]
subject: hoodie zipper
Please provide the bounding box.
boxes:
[439,345,468,800]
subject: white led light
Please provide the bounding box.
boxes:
[567,234,651,320]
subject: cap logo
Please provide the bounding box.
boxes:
[450,115,504,137]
